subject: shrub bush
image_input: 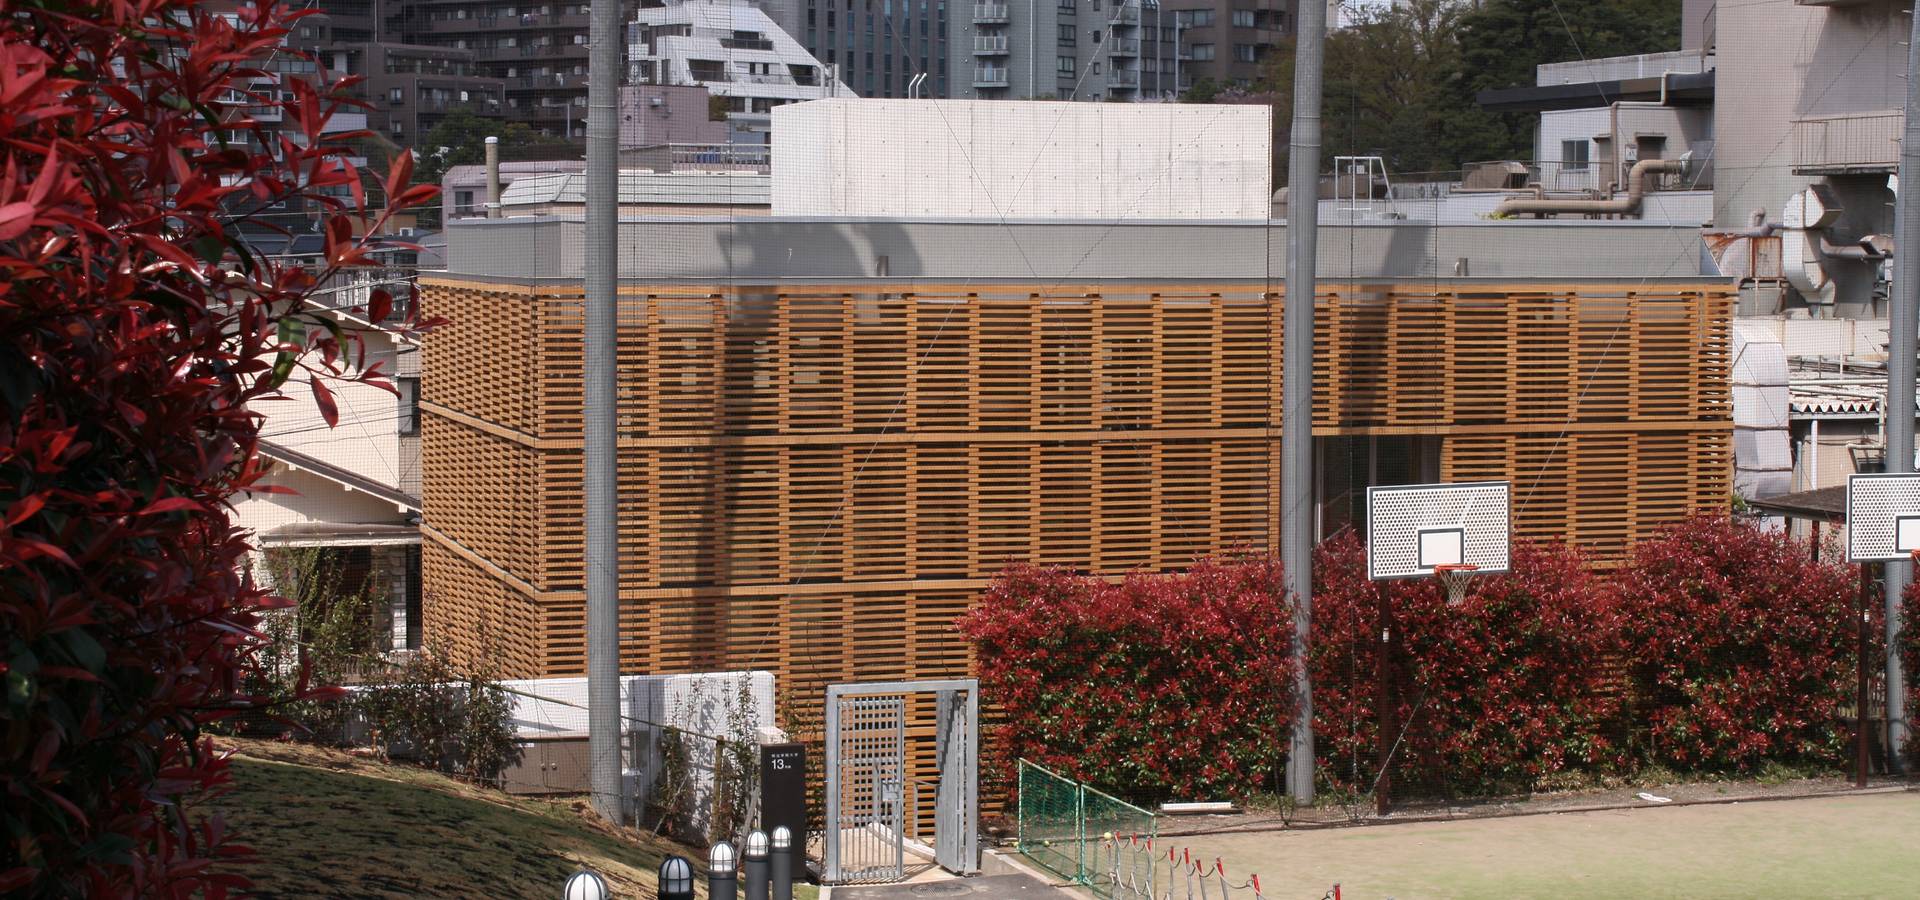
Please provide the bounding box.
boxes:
[1612,515,1862,773]
[956,556,1294,801]
[357,647,518,784]
[1309,532,1622,796]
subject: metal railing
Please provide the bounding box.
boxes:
[1793,110,1902,175]
[974,2,1009,21]
[1107,38,1140,55]
[1109,6,1139,23]
[974,34,1010,53]
[621,143,772,174]
[1107,69,1139,87]
[973,67,1009,87]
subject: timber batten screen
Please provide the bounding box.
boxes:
[417,279,1731,702]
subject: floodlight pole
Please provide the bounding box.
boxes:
[584,0,625,822]
[1886,0,1920,774]
[1281,0,1326,804]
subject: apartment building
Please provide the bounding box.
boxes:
[627,0,855,137]
[760,0,950,99]
[1161,0,1293,90]
[394,0,631,137]
[945,0,1151,100]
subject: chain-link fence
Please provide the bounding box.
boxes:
[1016,760,1158,894]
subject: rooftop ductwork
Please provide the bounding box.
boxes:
[1492,158,1688,219]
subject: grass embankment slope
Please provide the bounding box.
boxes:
[209,738,817,899]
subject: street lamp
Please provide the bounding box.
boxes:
[709,841,738,900]
[659,856,694,900]
[563,869,610,900]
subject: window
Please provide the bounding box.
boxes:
[388,87,404,103]
[403,545,422,650]
[1058,56,1075,74]
[1231,9,1254,27]
[1189,42,1214,60]
[398,377,420,434]
[1562,139,1589,171]
[1059,23,1076,45]
[1233,43,1256,62]
[1179,8,1212,26]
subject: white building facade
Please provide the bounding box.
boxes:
[626,0,856,138]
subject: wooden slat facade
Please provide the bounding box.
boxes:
[418,278,1733,803]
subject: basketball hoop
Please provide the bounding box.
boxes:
[1433,564,1479,606]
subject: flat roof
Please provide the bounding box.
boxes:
[1478,70,1714,113]
[437,215,1722,283]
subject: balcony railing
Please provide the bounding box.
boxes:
[973,67,1009,87]
[974,34,1010,53]
[719,37,776,50]
[1107,37,1139,56]
[622,143,772,174]
[1108,6,1139,23]
[974,2,1009,22]
[1106,69,1138,87]
[1792,110,1901,175]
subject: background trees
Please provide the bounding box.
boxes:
[1257,0,1681,175]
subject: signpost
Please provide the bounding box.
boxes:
[760,742,807,850]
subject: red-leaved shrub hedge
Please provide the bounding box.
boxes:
[955,557,1294,801]
[0,2,437,894]
[964,516,1879,803]
[1310,532,1624,795]
[1611,515,1863,772]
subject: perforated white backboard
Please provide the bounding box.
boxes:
[1366,481,1511,580]
[1845,473,1920,561]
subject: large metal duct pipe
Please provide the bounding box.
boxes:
[1493,158,1687,219]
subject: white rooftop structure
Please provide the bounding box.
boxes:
[771,99,1273,220]
[627,0,854,132]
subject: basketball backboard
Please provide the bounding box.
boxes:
[1366,481,1511,580]
[1845,473,1920,562]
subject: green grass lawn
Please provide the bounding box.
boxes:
[207,739,817,899]
[1178,791,1920,899]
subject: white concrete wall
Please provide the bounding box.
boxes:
[771,99,1273,219]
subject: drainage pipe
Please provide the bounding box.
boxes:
[1493,158,1686,219]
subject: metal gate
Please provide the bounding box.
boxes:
[825,693,905,884]
[824,679,979,885]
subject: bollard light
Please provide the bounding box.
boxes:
[709,841,739,900]
[744,830,771,900]
[769,827,795,900]
[658,855,694,900]
[563,869,610,900]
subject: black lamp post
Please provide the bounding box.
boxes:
[770,826,794,900]
[709,841,738,900]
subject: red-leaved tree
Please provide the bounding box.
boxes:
[0,2,437,894]
[1310,532,1623,797]
[1612,515,1862,773]
[956,557,1294,802]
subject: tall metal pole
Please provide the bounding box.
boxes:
[584,0,625,821]
[1886,1,1920,775]
[1282,0,1325,804]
